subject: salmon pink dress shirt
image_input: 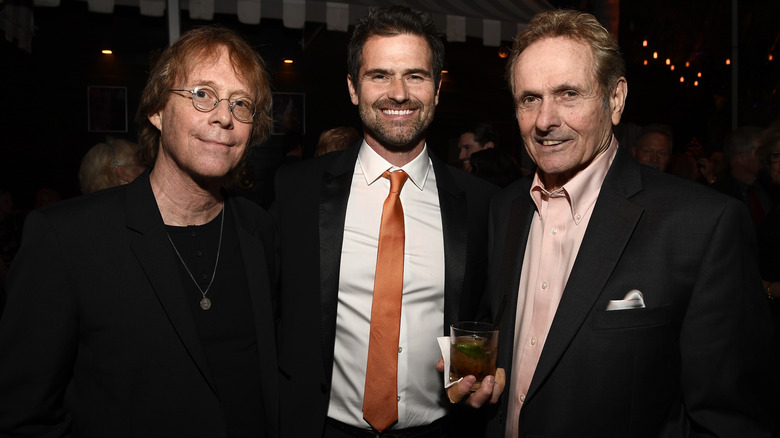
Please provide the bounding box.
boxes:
[505,137,618,438]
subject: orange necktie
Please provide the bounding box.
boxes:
[363,170,408,433]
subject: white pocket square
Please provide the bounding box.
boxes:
[606,289,645,311]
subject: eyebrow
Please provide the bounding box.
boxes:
[362,68,432,78]
[190,79,251,97]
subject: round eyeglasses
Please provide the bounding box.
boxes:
[170,85,256,123]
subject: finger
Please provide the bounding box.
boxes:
[447,375,476,403]
[465,375,493,408]
[490,368,506,404]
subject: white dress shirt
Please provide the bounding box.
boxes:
[327,141,447,429]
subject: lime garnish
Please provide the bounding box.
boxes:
[456,343,487,359]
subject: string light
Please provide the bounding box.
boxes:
[642,40,648,47]
[670,65,675,71]
[101,50,113,55]
[653,52,658,59]
[665,58,671,65]
[685,61,690,68]
[694,80,699,86]
[697,72,702,78]
[680,76,685,83]
[643,60,648,65]
[725,58,731,65]
[283,59,293,64]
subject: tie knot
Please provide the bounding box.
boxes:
[383,170,408,194]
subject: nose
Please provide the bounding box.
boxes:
[387,78,409,102]
[210,98,234,127]
[459,148,468,161]
[535,98,560,132]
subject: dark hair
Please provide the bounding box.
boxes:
[470,148,523,188]
[460,122,497,147]
[347,6,444,92]
[637,123,674,149]
[136,25,272,166]
[506,10,625,107]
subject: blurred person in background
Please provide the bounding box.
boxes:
[78,137,146,194]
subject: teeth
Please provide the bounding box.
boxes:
[541,140,563,146]
[383,109,413,115]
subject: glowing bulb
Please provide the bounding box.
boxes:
[101,50,113,55]
[680,76,685,83]
[283,59,293,64]
[670,65,675,71]
[685,61,690,68]
[642,40,648,47]
[725,58,731,65]
[643,60,648,65]
[694,81,699,86]
[665,58,670,65]
[697,72,702,78]
[653,52,658,59]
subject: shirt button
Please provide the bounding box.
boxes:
[398,347,403,354]
[530,337,537,346]
[520,394,526,402]
[397,396,401,402]
[541,281,548,290]
[551,227,559,235]
[575,213,582,221]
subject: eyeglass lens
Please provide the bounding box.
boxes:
[191,86,255,122]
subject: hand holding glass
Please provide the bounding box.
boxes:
[449,321,498,390]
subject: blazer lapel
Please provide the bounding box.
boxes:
[526,152,644,401]
[430,154,468,332]
[319,144,360,375]
[126,174,217,394]
[494,182,534,401]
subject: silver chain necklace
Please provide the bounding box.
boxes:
[166,206,225,310]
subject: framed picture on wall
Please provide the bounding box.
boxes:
[88,86,128,133]
[271,92,305,135]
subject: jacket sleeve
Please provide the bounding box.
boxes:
[679,198,775,436]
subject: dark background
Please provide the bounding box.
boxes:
[2,0,779,209]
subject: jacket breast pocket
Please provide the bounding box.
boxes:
[590,305,672,330]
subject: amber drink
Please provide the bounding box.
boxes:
[449,322,498,389]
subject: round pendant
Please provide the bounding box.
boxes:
[200,297,212,310]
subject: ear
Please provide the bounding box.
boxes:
[149,111,163,131]
[347,75,359,106]
[115,166,130,184]
[609,77,628,126]
[483,141,495,150]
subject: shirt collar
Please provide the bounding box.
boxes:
[530,135,619,223]
[357,140,431,191]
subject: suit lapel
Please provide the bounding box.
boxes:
[526,152,644,401]
[126,174,217,393]
[430,154,469,332]
[496,186,535,378]
[319,144,360,375]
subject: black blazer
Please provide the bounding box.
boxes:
[272,143,498,437]
[0,173,279,438]
[482,150,775,437]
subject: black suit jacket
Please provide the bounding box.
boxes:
[483,150,774,437]
[0,173,279,438]
[272,143,498,437]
